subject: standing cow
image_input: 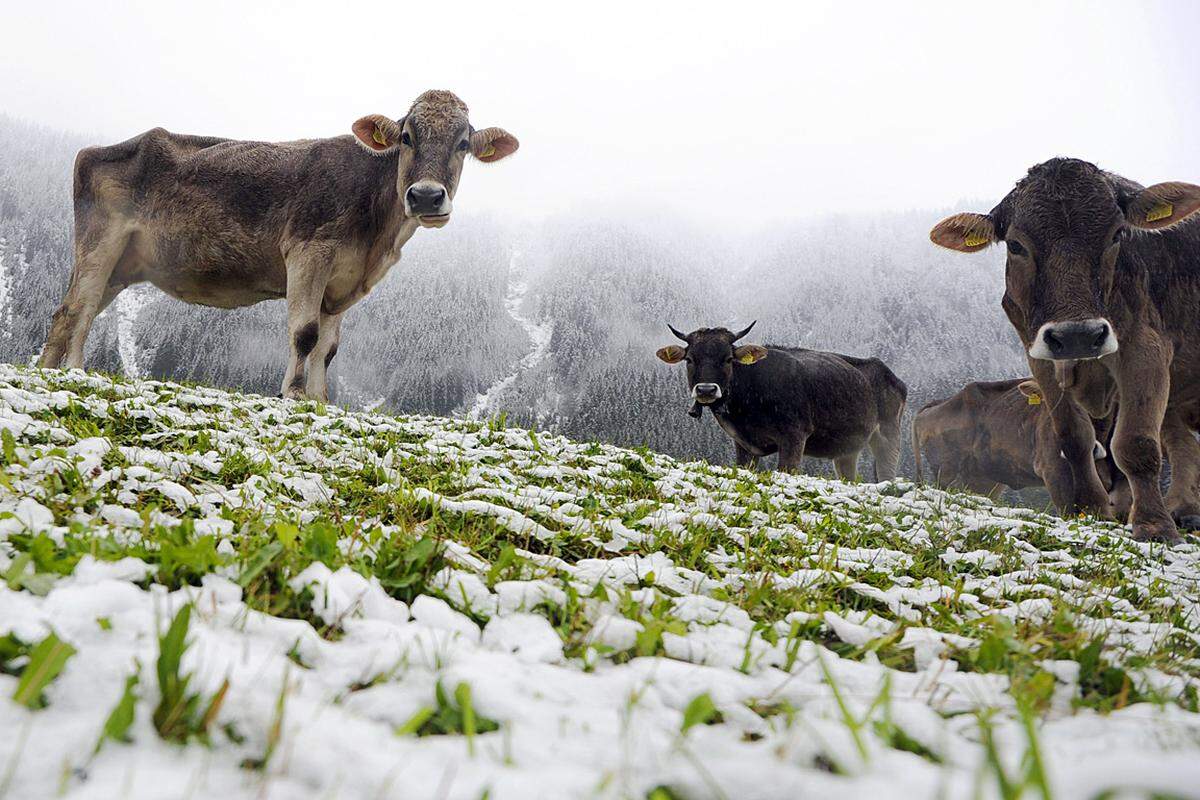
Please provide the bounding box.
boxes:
[655,324,906,480]
[931,158,1200,542]
[40,90,518,400]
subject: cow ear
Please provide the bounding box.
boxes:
[1124,182,1200,230]
[733,345,768,365]
[656,345,686,364]
[352,115,402,155]
[1017,380,1042,405]
[471,127,519,163]
[930,213,997,253]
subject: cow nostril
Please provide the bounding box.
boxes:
[1044,330,1062,353]
[1093,326,1109,348]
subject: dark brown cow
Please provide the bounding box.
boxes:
[39,90,518,400]
[912,377,1117,503]
[931,158,1200,542]
[656,324,907,479]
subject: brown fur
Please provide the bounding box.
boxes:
[38,90,518,401]
[932,158,1200,542]
[912,377,1119,506]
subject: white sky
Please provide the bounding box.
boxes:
[2,0,1197,228]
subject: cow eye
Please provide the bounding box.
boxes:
[400,131,413,147]
[1110,228,1125,246]
[456,140,469,152]
[1006,240,1028,258]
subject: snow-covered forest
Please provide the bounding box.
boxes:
[0,114,1028,477]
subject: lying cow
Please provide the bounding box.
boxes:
[39,90,518,400]
[931,158,1200,541]
[912,377,1118,504]
[655,323,906,480]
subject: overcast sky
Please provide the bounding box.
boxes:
[2,0,1197,229]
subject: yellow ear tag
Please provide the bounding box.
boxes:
[964,233,990,248]
[738,353,757,365]
[1027,392,1042,406]
[372,127,388,146]
[479,143,496,158]
[1145,202,1174,223]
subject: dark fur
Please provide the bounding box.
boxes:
[294,322,320,358]
[982,158,1200,541]
[669,328,906,479]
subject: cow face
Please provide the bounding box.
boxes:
[352,90,519,229]
[656,323,768,411]
[931,158,1200,361]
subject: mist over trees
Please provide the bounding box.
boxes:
[0,114,1029,479]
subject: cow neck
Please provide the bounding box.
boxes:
[360,157,418,293]
[721,363,767,418]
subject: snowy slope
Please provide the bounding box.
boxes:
[467,252,553,421]
[0,365,1198,800]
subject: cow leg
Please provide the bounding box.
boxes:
[734,444,758,471]
[868,422,901,482]
[1034,446,1076,516]
[40,231,129,369]
[834,453,859,482]
[281,252,334,400]
[777,434,807,474]
[1029,359,1111,517]
[1108,472,1133,520]
[1161,407,1200,529]
[304,311,344,403]
[1110,343,1179,543]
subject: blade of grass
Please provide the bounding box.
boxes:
[12,632,75,709]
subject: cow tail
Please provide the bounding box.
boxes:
[911,416,924,484]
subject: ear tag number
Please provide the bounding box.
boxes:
[1145,202,1174,223]
[739,354,756,364]
[480,144,496,158]
[1027,392,1042,406]
[372,127,388,146]
[964,233,990,248]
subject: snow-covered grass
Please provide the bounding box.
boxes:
[0,364,1198,800]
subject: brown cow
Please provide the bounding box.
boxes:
[911,377,1117,505]
[39,90,518,400]
[931,158,1200,542]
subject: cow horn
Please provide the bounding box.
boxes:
[732,321,757,342]
[667,324,688,342]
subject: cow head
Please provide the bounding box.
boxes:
[656,323,768,414]
[930,158,1200,361]
[351,90,518,229]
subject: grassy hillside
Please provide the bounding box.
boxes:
[0,364,1197,799]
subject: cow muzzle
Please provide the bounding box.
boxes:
[1029,319,1117,361]
[692,383,722,405]
[405,181,452,227]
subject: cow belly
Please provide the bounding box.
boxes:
[714,415,774,457]
[804,429,870,459]
[140,231,287,308]
[971,453,1040,490]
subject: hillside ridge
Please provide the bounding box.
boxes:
[0,365,1198,799]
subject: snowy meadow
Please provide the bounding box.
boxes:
[1,365,1198,799]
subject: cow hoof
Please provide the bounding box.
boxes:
[1132,520,1182,545]
[1173,514,1200,532]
